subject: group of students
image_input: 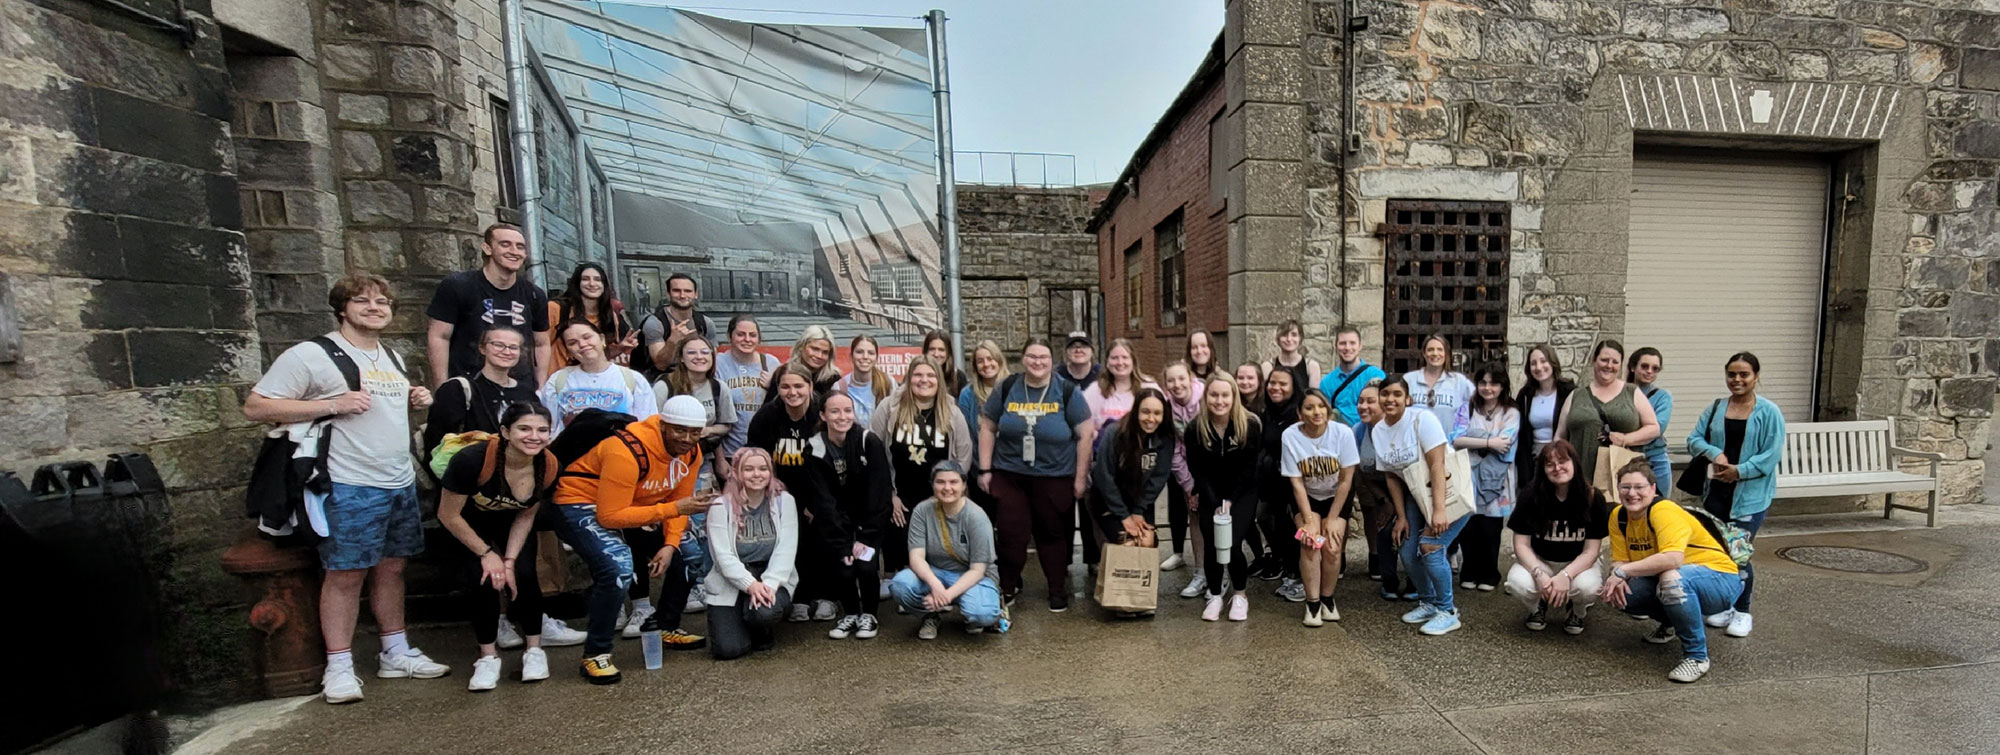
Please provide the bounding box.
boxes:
[247,225,1785,705]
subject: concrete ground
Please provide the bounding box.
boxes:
[174,507,2000,755]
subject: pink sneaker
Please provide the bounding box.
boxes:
[1202,595,1224,622]
[1228,594,1249,622]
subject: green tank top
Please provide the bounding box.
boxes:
[1568,383,1643,488]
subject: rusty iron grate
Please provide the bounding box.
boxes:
[1775,545,1928,574]
[1380,200,1512,374]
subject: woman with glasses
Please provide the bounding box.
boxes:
[1601,460,1741,684]
[1628,347,1674,489]
[425,326,538,453]
[978,337,1096,612]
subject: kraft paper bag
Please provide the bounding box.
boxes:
[1394,448,1476,526]
[1093,543,1159,612]
[1593,445,1644,502]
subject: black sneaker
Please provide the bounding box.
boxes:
[1563,609,1587,635]
[1253,559,1283,582]
[1645,623,1677,644]
[1525,603,1549,631]
[1049,592,1070,613]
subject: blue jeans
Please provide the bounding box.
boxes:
[1399,500,1472,614]
[1622,564,1743,661]
[1648,453,1671,496]
[321,483,422,571]
[890,567,1001,627]
[548,504,634,656]
[681,513,711,582]
[1730,510,1766,612]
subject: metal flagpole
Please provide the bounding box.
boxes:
[926,9,964,372]
[503,0,545,290]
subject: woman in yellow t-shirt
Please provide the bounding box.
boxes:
[1600,459,1741,685]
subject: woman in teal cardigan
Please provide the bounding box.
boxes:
[1685,351,1784,640]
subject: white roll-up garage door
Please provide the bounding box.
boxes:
[1625,152,1829,452]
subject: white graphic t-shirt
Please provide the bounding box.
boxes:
[1279,423,1361,500]
[1371,409,1448,473]
[251,332,414,488]
[539,364,659,435]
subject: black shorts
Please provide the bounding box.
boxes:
[1306,495,1354,519]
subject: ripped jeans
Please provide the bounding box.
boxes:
[549,503,634,656]
[1621,565,1743,662]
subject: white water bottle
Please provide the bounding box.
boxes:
[1212,511,1233,566]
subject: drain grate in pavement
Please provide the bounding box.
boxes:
[1774,546,1928,574]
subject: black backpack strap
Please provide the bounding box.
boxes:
[311,336,362,393]
[613,427,651,480]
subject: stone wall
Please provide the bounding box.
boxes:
[0,0,264,690]
[957,185,1100,354]
[1259,0,2000,502]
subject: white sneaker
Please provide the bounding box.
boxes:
[539,615,586,647]
[789,603,811,623]
[1228,594,1249,622]
[495,619,524,650]
[1667,657,1711,683]
[1179,572,1208,599]
[1705,609,1735,628]
[519,647,549,682]
[812,599,838,621]
[322,664,363,704]
[1161,553,1185,571]
[917,614,940,640]
[1302,605,1324,627]
[467,656,501,692]
[879,579,893,601]
[829,614,862,639]
[613,605,630,631]
[684,586,707,614]
[622,604,657,639]
[377,648,450,679]
[1725,612,1754,638]
[1202,595,1224,622]
[1276,577,1306,603]
[1322,599,1341,622]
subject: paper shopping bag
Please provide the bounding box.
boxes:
[1393,448,1475,526]
[1593,445,1644,502]
[1092,543,1159,612]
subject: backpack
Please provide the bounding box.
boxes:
[245,336,410,539]
[548,409,649,480]
[423,376,484,478]
[1619,498,1755,568]
[636,306,709,379]
[468,436,559,492]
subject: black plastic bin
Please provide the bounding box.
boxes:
[1,455,172,753]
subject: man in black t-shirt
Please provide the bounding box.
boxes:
[425,223,552,387]
[1503,444,1610,634]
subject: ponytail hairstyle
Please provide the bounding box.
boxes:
[723,446,785,525]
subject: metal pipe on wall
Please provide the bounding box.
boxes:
[503,0,546,290]
[926,9,965,372]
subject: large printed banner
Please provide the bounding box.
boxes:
[525,2,943,350]
[757,346,923,382]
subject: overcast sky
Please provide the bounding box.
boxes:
[648,0,1224,186]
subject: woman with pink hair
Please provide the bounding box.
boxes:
[702,447,800,660]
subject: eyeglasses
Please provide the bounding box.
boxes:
[1616,484,1653,493]
[483,342,522,353]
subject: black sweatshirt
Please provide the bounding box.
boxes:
[423,373,537,450]
[800,428,893,553]
[1183,414,1265,512]
[1090,418,1175,525]
[746,400,820,494]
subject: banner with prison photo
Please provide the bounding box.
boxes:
[524,1,944,355]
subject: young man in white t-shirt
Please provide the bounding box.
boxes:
[244,273,445,704]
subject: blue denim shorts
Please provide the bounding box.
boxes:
[320,483,424,571]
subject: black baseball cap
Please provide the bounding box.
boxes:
[1065,331,1092,350]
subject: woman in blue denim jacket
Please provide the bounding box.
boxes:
[1685,352,1784,641]
[1451,364,1520,592]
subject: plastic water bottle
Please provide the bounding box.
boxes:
[639,616,662,670]
[1212,513,1233,565]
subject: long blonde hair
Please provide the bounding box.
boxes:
[1096,338,1155,398]
[890,357,951,442]
[1195,374,1255,447]
[969,339,1010,405]
[788,324,840,386]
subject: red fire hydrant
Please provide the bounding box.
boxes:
[221,525,323,698]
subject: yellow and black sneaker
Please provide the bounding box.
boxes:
[661,629,708,651]
[579,654,621,685]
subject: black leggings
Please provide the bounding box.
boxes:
[708,582,790,660]
[467,517,542,646]
[1198,503,1250,595]
[1167,484,1189,555]
[1260,494,1299,578]
[1075,497,1100,568]
[833,550,882,615]
[1453,514,1506,586]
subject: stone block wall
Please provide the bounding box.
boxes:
[957,185,1100,354]
[0,0,265,690]
[1275,0,2000,502]
[455,0,507,233]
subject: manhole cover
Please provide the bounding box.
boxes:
[1775,546,1928,574]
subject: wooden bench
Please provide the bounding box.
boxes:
[1772,419,1943,527]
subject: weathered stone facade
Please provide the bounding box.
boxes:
[957,185,1102,354]
[1210,0,2000,503]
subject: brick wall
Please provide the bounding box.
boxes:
[1094,75,1228,372]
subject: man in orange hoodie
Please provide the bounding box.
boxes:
[551,395,716,684]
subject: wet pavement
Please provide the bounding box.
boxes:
[178,508,2000,754]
